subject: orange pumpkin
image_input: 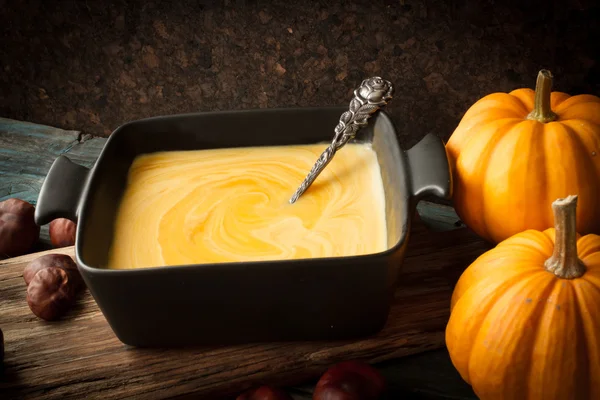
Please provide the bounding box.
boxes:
[446,70,600,244]
[446,195,600,400]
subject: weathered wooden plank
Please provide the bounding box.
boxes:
[0,118,107,248]
[0,118,102,202]
[417,201,462,231]
[377,350,477,399]
[0,219,490,400]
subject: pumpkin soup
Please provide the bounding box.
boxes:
[107,143,387,269]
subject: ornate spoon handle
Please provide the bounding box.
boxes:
[289,76,394,204]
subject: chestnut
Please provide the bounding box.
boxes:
[23,254,84,291]
[236,385,293,400]
[0,198,40,258]
[313,360,385,400]
[49,218,77,247]
[27,267,76,321]
[0,326,4,363]
[24,254,85,321]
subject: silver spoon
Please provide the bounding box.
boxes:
[289,76,394,204]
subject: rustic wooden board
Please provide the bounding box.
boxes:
[0,219,491,400]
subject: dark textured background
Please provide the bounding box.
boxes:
[1,0,598,148]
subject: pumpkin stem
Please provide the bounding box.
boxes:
[544,195,586,279]
[526,69,558,123]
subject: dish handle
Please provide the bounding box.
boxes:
[34,156,91,225]
[406,133,453,205]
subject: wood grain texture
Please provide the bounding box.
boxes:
[0,217,491,400]
[0,118,107,249]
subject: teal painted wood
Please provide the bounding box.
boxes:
[0,117,461,247]
[0,118,107,247]
[0,118,106,204]
[417,201,462,231]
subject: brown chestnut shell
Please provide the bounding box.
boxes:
[26,267,77,321]
[313,360,385,400]
[236,385,293,400]
[23,254,84,291]
[49,218,77,248]
[0,198,40,258]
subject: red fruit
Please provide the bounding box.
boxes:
[313,360,385,400]
[236,385,293,400]
[0,198,40,258]
[49,218,77,247]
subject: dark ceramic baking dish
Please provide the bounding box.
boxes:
[35,107,452,347]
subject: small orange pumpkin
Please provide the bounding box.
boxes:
[446,195,600,400]
[446,70,600,244]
